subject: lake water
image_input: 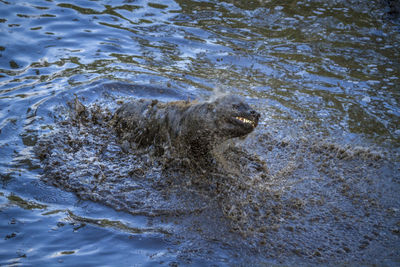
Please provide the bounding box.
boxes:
[1,0,399,266]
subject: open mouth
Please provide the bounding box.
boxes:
[235,116,256,128]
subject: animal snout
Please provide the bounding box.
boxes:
[250,110,260,119]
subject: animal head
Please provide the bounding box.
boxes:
[211,95,260,139]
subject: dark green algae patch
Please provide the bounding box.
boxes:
[34,93,400,265]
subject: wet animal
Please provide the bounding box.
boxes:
[113,95,260,158]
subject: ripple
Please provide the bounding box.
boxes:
[0,0,400,265]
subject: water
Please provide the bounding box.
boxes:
[1,0,399,265]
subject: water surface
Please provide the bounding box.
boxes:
[1,0,399,265]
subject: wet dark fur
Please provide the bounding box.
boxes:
[113,95,260,159]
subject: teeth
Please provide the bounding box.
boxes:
[235,116,255,127]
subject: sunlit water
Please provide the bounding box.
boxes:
[1,0,399,265]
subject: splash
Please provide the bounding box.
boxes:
[35,96,400,265]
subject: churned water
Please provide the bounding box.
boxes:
[0,0,399,266]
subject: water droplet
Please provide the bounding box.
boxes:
[361,96,371,103]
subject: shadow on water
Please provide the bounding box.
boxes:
[0,0,399,265]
